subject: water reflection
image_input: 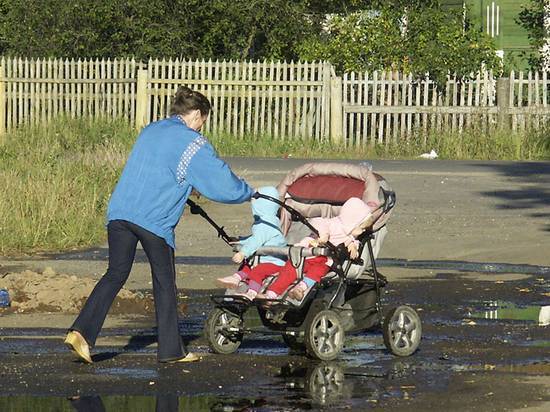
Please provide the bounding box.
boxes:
[468,301,550,326]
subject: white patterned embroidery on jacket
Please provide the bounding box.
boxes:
[176,137,207,185]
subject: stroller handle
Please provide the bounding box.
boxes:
[236,245,330,258]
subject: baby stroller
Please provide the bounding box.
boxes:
[192,162,421,361]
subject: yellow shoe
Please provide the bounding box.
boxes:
[169,352,201,363]
[64,331,93,364]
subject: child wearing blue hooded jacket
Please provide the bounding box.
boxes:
[216,186,287,300]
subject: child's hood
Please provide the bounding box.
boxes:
[337,197,372,234]
[252,186,280,221]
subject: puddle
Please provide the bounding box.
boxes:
[0,362,412,411]
[94,367,158,380]
[467,301,550,326]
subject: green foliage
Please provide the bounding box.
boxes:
[517,0,545,70]
[298,2,499,88]
[0,0,312,60]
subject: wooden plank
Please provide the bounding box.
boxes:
[466,74,474,128]
[274,61,281,138]
[6,58,12,130]
[413,73,420,137]
[349,71,355,146]
[406,73,413,140]
[362,71,369,144]
[288,61,295,138]
[0,62,5,137]
[344,105,499,114]
[245,60,253,135]
[254,60,273,136]
[225,61,233,134]
[219,60,227,135]
[232,61,240,136]
[28,59,35,124]
[385,71,392,145]
[400,71,406,141]
[239,61,247,137]
[314,62,323,141]
[422,76,430,138]
[281,61,288,138]
[267,60,275,137]
[147,79,324,86]
[377,71,386,144]
[370,71,378,145]
[510,70,518,132]
[17,58,23,125]
[22,58,28,125]
[392,71,399,142]
[205,59,213,133]
[458,79,466,132]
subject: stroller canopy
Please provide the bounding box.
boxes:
[276,162,393,236]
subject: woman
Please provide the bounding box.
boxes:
[65,86,254,363]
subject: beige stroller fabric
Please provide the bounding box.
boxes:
[276,162,393,237]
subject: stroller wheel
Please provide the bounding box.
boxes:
[304,310,344,361]
[205,308,243,354]
[383,305,422,357]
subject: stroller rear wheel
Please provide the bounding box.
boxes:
[304,310,344,361]
[205,308,244,354]
[383,305,422,356]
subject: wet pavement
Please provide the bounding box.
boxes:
[1,273,549,411]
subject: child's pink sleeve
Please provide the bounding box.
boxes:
[310,217,330,239]
[343,235,357,247]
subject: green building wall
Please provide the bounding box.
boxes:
[441,0,534,69]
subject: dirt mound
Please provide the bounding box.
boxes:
[0,267,153,314]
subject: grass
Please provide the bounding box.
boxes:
[0,118,134,256]
[0,117,548,256]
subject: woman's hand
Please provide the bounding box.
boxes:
[232,252,245,263]
[347,242,359,259]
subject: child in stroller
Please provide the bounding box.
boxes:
[196,162,422,360]
[216,186,287,301]
[258,197,375,302]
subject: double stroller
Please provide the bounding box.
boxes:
[191,162,421,360]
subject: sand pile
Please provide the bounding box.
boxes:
[0,267,153,314]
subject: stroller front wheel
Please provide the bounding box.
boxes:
[383,305,422,356]
[304,310,345,361]
[205,308,244,354]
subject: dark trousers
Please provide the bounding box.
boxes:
[70,219,185,362]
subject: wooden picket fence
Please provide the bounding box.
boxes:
[0,57,549,145]
[144,59,331,140]
[342,70,550,145]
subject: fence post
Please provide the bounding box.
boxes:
[496,77,511,130]
[330,75,343,143]
[135,68,148,129]
[0,65,5,142]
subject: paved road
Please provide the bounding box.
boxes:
[3,158,548,290]
[1,158,549,411]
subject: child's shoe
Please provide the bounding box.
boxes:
[288,281,308,300]
[216,273,241,289]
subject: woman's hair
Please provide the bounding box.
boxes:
[169,86,211,117]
